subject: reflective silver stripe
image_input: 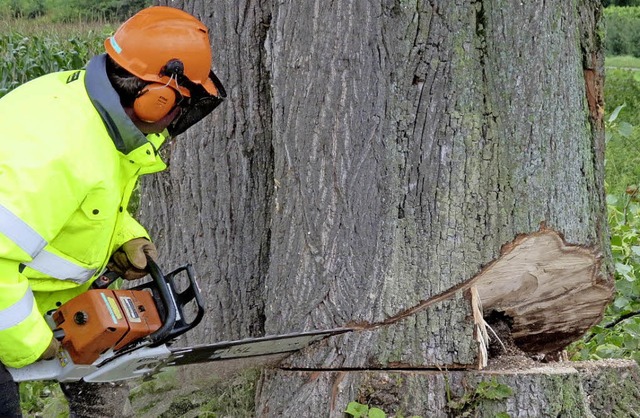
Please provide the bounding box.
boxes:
[0,204,96,283]
[0,204,46,257]
[26,250,97,284]
[0,288,34,331]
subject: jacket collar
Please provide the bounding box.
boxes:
[84,54,148,155]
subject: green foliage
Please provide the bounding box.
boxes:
[474,380,513,401]
[0,0,151,22]
[346,402,387,418]
[0,23,110,98]
[569,60,640,362]
[0,0,46,18]
[603,69,640,196]
[46,0,151,23]
[604,7,640,57]
[19,380,67,417]
[604,69,640,113]
[606,55,640,69]
[345,401,423,418]
[570,195,640,363]
[604,0,640,6]
[446,378,512,417]
[130,368,260,417]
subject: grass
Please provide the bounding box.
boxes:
[606,55,640,69]
[0,16,114,37]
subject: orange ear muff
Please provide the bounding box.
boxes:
[133,84,177,123]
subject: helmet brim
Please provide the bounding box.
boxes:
[202,78,219,97]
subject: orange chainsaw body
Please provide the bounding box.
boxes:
[53,289,162,365]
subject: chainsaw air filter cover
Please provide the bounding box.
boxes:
[52,289,162,365]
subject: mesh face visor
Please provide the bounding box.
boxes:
[167,70,226,137]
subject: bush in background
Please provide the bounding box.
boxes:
[47,0,151,22]
[603,0,640,6]
[570,195,640,363]
[0,0,151,22]
[0,0,46,18]
[604,7,640,57]
[604,69,640,195]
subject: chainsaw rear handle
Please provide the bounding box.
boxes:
[91,270,121,289]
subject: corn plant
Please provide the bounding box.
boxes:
[0,24,111,98]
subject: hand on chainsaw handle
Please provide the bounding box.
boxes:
[107,238,158,280]
[37,336,61,361]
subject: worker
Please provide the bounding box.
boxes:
[0,6,225,417]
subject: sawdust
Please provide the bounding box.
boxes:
[484,312,552,371]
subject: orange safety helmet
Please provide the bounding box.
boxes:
[105,6,225,124]
[105,6,218,98]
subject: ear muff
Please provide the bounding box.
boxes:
[133,84,177,123]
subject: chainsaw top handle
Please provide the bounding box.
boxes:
[143,257,176,343]
[139,257,206,345]
[90,257,206,346]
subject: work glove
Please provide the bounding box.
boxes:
[37,337,61,361]
[107,238,158,280]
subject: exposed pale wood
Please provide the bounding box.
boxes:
[471,286,489,369]
[475,229,613,353]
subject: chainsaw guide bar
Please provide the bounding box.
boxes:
[167,327,353,367]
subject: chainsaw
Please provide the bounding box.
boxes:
[9,259,351,383]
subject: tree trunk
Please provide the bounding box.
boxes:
[142,0,622,416]
[146,0,274,343]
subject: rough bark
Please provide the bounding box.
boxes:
[146,0,274,343]
[139,0,618,415]
[255,360,640,417]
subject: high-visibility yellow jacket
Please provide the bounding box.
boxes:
[0,54,167,368]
